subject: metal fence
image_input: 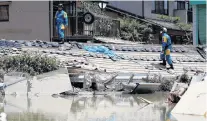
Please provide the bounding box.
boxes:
[91,17,120,37]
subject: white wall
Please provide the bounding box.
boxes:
[144,1,174,20]
[0,1,50,41]
[144,1,187,23]
[174,10,187,23]
[108,1,143,17]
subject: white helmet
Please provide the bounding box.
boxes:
[163,27,167,33]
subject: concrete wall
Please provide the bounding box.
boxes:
[108,1,143,17]
[144,1,175,20]
[174,10,187,23]
[0,1,50,41]
[107,1,188,23]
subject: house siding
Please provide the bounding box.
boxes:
[197,4,206,45]
[0,1,50,41]
[107,1,189,23]
[174,10,187,23]
[191,1,206,46]
[143,1,188,23]
[108,1,143,17]
[144,1,174,20]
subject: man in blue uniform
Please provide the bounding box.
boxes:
[55,4,68,44]
[160,28,174,70]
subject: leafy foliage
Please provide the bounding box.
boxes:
[176,22,192,31]
[159,80,173,91]
[176,22,193,44]
[119,17,154,43]
[82,1,119,37]
[157,15,180,23]
[0,53,60,76]
[179,73,190,83]
[82,1,104,15]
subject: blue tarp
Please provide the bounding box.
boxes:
[84,45,117,58]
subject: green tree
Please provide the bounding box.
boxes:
[119,17,154,43]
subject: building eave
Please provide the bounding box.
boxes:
[106,5,144,19]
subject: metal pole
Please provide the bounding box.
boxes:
[101,3,103,36]
[76,1,78,35]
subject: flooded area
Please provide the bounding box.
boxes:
[0,92,178,121]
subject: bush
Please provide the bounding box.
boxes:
[176,22,192,31]
[0,53,60,76]
[179,73,189,83]
[157,15,180,23]
[119,17,154,43]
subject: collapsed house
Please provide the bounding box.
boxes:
[0,40,206,95]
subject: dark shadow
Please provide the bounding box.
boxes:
[151,63,165,70]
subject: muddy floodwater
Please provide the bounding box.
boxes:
[0,92,178,121]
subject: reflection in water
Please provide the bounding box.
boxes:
[0,92,177,121]
[6,112,55,121]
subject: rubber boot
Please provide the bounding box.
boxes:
[160,60,166,66]
[59,38,64,44]
[167,64,174,70]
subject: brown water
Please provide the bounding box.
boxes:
[0,92,178,121]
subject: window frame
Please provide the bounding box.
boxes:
[187,11,192,23]
[151,0,169,15]
[0,5,9,22]
[177,1,186,10]
[186,1,192,23]
[187,2,192,11]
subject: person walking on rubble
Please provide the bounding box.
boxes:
[55,3,68,44]
[160,28,174,70]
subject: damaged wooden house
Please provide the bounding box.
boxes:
[0,1,120,42]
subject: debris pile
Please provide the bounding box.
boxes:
[0,69,5,95]
[142,72,191,91]
[83,71,118,91]
[0,40,205,95]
